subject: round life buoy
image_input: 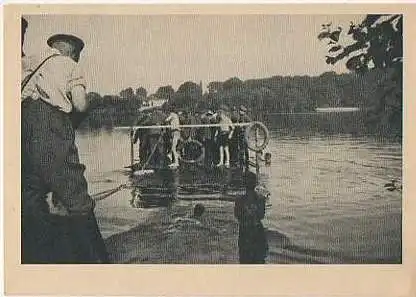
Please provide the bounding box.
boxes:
[244,121,270,152]
[179,139,205,164]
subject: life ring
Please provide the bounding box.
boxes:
[179,139,205,164]
[244,121,270,152]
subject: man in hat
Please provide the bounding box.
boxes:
[21,33,109,263]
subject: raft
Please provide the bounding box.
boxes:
[118,121,271,208]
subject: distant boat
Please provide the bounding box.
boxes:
[139,98,168,112]
[315,107,360,113]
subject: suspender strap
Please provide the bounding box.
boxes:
[21,54,60,93]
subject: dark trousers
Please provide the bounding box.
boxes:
[21,99,108,264]
[147,134,164,168]
[229,134,239,166]
[238,136,249,169]
[203,139,214,167]
[21,99,94,213]
[22,211,109,264]
[238,222,268,264]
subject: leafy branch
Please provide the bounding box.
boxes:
[318,14,402,72]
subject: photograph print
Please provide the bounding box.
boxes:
[20,13,402,264]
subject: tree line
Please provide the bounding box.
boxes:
[79,69,400,136]
[80,14,402,138]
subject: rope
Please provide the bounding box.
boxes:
[91,133,165,202]
[91,184,129,201]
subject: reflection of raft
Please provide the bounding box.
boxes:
[130,165,250,207]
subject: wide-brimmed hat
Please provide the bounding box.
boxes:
[47,34,85,52]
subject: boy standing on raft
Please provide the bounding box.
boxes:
[165,109,181,168]
[215,105,234,168]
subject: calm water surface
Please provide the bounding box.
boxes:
[76,125,402,264]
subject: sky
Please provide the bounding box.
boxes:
[23,14,365,95]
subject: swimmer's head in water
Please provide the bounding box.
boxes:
[193,203,205,218]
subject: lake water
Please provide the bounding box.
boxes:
[76,116,402,264]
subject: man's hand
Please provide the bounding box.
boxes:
[71,85,88,112]
[69,85,92,129]
[46,192,69,216]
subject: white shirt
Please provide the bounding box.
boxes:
[21,49,86,113]
[166,112,180,130]
[219,114,233,132]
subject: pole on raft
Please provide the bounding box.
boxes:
[255,126,260,184]
[130,126,134,169]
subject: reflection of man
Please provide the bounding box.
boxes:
[21,33,108,263]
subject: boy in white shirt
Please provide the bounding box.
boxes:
[215,106,234,168]
[165,110,181,168]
